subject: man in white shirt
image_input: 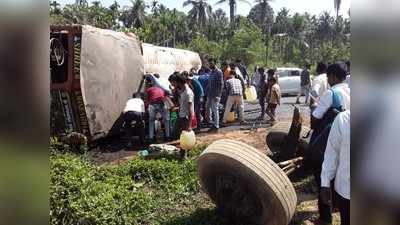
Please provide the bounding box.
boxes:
[310,62,350,224]
[312,63,350,121]
[123,93,145,147]
[321,110,350,225]
[310,62,329,103]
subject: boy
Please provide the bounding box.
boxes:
[266,76,281,123]
[172,74,195,138]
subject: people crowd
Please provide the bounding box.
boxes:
[122,58,351,224]
[122,58,259,146]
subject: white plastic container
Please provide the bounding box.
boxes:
[180,130,196,150]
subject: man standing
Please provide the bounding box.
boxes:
[321,110,350,225]
[236,59,249,84]
[206,58,224,132]
[251,66,261,88]
[222,61,231,81]
[257,67,267,119]
[310,62,350,225]
[122,93,145,147]
[296,63,311,104]
[311,62,329,103]
[145,79,170,143]
[185,71,205,128]
[197,67,210,126]
[222,71,245,125]
[172,74,195,138]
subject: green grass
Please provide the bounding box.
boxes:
[50,142,326,225]
[50,144,232,225]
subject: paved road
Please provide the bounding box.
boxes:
[208,96,311,132]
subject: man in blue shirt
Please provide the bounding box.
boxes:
[198,68,210,91]
[184,71,205,128]
[206,58,224,131]
[197,67,210,127]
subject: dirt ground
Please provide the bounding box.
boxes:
[87,97,340,224]
[196,127,270,153]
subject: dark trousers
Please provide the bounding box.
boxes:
[123,111,145,145]
[201,96,208,124]
[314,171,333,223]
[259,93,266,117]
[194,97,203,126]
[337,192,350,225]
[172,117,189,139]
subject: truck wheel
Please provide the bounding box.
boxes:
[268,122,310,140]
[266,122,310,159]
[266,131,287,153]
[197,139,297,225]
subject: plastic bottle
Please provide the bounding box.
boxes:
[180,130,196,150]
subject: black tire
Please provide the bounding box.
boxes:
[268,122,310,138]
[266,131,287,153]
[197,139,297,225]
[266,122,310,157]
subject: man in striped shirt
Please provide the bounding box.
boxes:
[222,71,245,124]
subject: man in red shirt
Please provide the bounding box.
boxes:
[145,78,170,143]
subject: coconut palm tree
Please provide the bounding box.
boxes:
[121,0,147,28]
[50,1,62,15]
[215,0,251,23]
[75,0,88,6]
[208,8,229,40]
[334,0,341,17]
[150,0,159,15]
[248,0,273,33]
[183,0,212,31]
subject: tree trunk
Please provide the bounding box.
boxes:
[230,3,235,24]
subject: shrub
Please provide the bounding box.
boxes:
[50,145,210,225]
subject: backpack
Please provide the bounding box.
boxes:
[306,89,344,171]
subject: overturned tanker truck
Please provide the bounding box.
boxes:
[50,25,201,142]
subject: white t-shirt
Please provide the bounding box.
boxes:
[321,110,350,199]
[311,73,329,99]
[123,98,145,113]
[179,84,194,118]
[312,82,350,119]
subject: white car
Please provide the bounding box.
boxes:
[276,67,303,95]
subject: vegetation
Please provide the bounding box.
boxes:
[50,0,350,69]
[50,0,349,69]
[50,142,231,225]
[50,140,323,225]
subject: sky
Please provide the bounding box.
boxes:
[57,0,350,18]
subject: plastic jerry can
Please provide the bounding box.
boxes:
[180,130,196,150]
[245,86,257,101]
[227,112,236,123]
